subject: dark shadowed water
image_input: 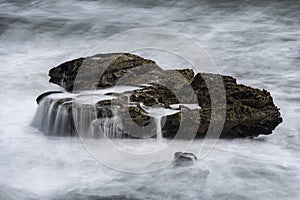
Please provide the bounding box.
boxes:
[0,0,299,199]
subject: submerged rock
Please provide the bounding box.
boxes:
[173,152,198,167]
[34,53,282,139]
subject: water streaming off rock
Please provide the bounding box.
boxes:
[32,91,187,140]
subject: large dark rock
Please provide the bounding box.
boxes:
[39,53,282,139]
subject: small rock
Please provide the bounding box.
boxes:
[173,152,198,167]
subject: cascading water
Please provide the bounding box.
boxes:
[32,95,122,138]
[139,103,181,142]
[32,97,75,136]
[154,116,163,142]
[32,92,188,140]
[89,106,124,138]
[32,86,142,138]
[72,104,97,137]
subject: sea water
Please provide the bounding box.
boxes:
[0,0,299,199]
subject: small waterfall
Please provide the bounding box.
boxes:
[139,103,180,142]
[72,104,97,137]
[89,107,124,138]
[60,72,66,88]
[32,96,124,138]
[52,105,64,135]
[32,97,75,136]
[32,97,97,137]
[154,116,163,142]
[45,101,56,134]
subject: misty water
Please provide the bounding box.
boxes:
[0,0,300,199]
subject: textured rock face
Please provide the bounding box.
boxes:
[38,53,283,139]
[49,53,157,91]
[191,74,283,138]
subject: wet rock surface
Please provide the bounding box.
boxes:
[49,53,157,91]
[35,53,283,139]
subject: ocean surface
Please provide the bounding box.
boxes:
[0,0,299,199]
